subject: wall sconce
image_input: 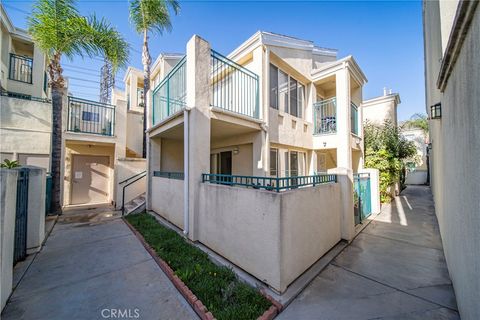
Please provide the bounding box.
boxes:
[430,103,441,119]
[233,147,239,155]
[355,137,361,145]
[323,142,327,147]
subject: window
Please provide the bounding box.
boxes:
[270,148,278,176]
[82,111,99,122]
[269,64,305,119]
[284,151,289,177]
[279,70,289,113]
[290,151,298,177]
[269,64,278,109]
[137,88,145,107]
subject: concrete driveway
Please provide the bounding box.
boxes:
[278,186,460,320]
[1,209,198,320]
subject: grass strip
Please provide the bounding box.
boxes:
[126,212,272,320]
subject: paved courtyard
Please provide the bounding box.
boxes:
[278,185,460,320]
[2,209,197,320]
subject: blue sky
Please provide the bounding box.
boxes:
[3,0,425,120]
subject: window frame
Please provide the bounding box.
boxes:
[270,148,278,177]
[269,63,305,120]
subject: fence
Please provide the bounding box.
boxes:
[202,173,337,192]
[313,97,337,134]
[153,171,184,180]
[9,53,33,84]
[152,56,187,125]
[67,96,115,136]
[211,50,259,119]
[14,168,29,264]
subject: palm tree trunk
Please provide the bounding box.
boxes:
[49,54,64,214]
[142,29,151,158]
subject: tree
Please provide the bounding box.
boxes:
[129,0,180,157]
[364,120,416,202]
[28,0,129,214]
[402,113,429,134]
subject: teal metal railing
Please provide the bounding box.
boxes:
[67,96,115,136]
[0,89,51,103]
[313,97,337,135]
[351,102,359,135]
[202,173,336,192]
[211,50,259,119]
[152,56,187,125]
[153,171,184,180]
[9,53,33,84]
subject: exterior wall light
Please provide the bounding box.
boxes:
[430,103,442,119]
[233,147,239,155]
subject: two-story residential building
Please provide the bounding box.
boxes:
[0,4,146,211]
[362,88,401,126]
[423,1,479,318]
[144,32,380,294]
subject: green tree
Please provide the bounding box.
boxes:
[364,120,416,202]
[129,0,180,157]
[28,0,129,214]
[402,113,429,134]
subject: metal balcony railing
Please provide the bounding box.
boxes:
[152,56,187,125]
[351,102,359,135]
[153,171,184,180]
[67,96,115,136]
[211,50,259,119]
[313,97,337,135]
[9,53,33,84]
[202,173,337,192]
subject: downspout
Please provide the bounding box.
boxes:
[183,108,190,236]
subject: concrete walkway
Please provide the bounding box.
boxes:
[2,209,198,320]
[278,185,460,320]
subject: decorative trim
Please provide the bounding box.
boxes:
[437,1,479,92]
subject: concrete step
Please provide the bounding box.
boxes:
[124,193,146,215]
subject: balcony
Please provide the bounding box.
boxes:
[67,97,115,136]
[9,53,33,84]
[313,97,337,135]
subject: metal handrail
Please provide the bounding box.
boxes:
[119,170,147,184]
[121,171,147,216]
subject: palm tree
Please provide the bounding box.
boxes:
[28,0,129,214]
[129,0,180,157]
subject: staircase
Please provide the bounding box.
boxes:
[123,193,146,215]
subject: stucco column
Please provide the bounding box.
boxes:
[22,166,46,253]
[329,167,355,241]
[185,35,211,241]
[335,68,352,170]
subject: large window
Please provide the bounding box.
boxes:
[269,63,305,119]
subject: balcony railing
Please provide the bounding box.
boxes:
[202,173,337,192]
[67,96,115,136]
[0,89,50,103]
[153,171,184,180]
[9,53,33,84]
[211,50,259,119]
[351,102,359,135]
[313,97,337,135]
[152,56,187,125]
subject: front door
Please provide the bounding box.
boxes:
[220,151,232,175]
[71,155,110,205]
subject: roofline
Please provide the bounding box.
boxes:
[362,93,401,106]
[1,4,33,42]
[310,55,368,86]
[123,66,143,82]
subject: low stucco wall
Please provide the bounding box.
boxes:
[115,158,146,209]
[405,170,428,185]
[0,169,18,310]
[151,176,184,228]
[197,182,342,292]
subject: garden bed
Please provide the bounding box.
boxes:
[124,212,276,320]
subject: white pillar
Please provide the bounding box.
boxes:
[329,167,355,241]
[335,67,352,170]
[185,35,211,241]
[361,168,381,215]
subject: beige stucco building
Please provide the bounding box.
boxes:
[145,31,381,293]
[423,1,479,319]
[362,88,401,126]
[0,4,146,210]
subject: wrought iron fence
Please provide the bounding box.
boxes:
[67,96,115,136]
[202,173,337,192]
[9,53,33,84]
[313,97,337,134]
[351,102,359,135]
[153,171,184,180]
[152,56,187,125]
[211,50,259,119]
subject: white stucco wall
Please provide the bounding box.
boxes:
[151,176,184,229]
[115,158,146,209]
[126,111,144,157]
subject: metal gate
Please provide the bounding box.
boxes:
[14,168,29,264]
[353,173,372,225]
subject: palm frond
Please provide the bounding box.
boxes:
[129,0,180,34]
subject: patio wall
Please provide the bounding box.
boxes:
[197,182,342,293]
[151,176,184,229]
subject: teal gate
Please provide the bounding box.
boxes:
[14,168,29,264]
[353,173,371,225]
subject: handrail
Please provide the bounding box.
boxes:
[121,171,147,216]
[119,170,147,184]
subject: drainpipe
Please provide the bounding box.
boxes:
[183,108,190,236]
